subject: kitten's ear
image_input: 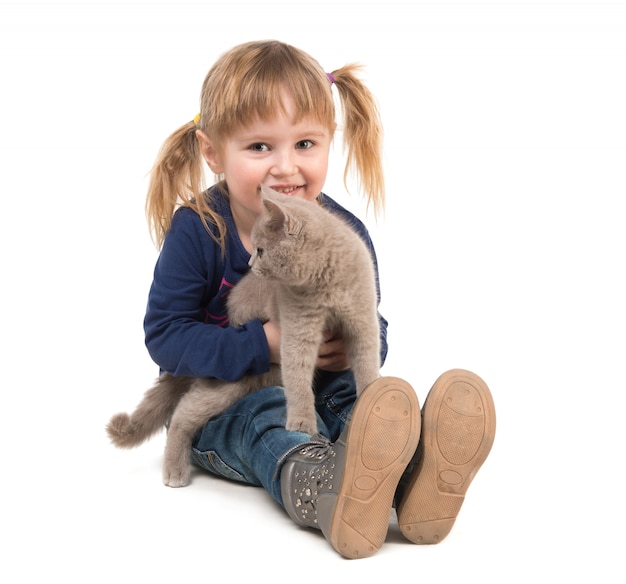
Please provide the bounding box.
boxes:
[285,212,303,237]
[260,186,303,237]
[263,199,288,233]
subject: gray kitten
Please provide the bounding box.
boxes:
[107,187,381,487]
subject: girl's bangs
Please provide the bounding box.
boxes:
[218,72,334,136]
[202,41,335,138]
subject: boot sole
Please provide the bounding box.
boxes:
[323,377,421,558]
[397,369,496,544]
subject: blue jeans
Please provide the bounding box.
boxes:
[191,370,357,506]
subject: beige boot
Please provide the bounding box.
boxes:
[396,369,496,544]
[281,377,421,559]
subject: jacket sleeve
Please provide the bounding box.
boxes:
[143,209,270,381]
[363,234,389,367]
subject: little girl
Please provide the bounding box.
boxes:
[143,40,495,559]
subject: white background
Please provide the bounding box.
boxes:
[1,0,624,581]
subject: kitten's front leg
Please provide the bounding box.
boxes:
[279,314,323,435]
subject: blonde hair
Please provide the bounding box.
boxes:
[146,40,385,249]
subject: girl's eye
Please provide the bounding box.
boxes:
[250,143,270,152]
[296,140,314,149]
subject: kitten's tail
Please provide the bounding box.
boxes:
[106,374,192,449]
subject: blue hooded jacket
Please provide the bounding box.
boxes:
[144,185,388,380]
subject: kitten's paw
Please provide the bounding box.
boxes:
[163,464,191,488]
[286,416,318,435]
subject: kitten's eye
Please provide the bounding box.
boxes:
[256,247,264,258]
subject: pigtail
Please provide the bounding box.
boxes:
[145,121,226,250]
[330,65,385,216]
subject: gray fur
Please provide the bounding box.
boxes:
[106,187,381,487]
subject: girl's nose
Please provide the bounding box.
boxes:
[270,149,297,176]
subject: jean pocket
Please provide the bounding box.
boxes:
[191,448,249,483]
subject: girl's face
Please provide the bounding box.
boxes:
[198,94,332,225]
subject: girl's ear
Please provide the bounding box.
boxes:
[196,130,223,174]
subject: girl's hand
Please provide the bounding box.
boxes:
[264,324,350,371]
[263,321,282,364]
[316,332,350,372]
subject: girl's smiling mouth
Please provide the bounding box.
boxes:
[268,185,303,195]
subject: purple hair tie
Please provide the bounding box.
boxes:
[327,72,335,85]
